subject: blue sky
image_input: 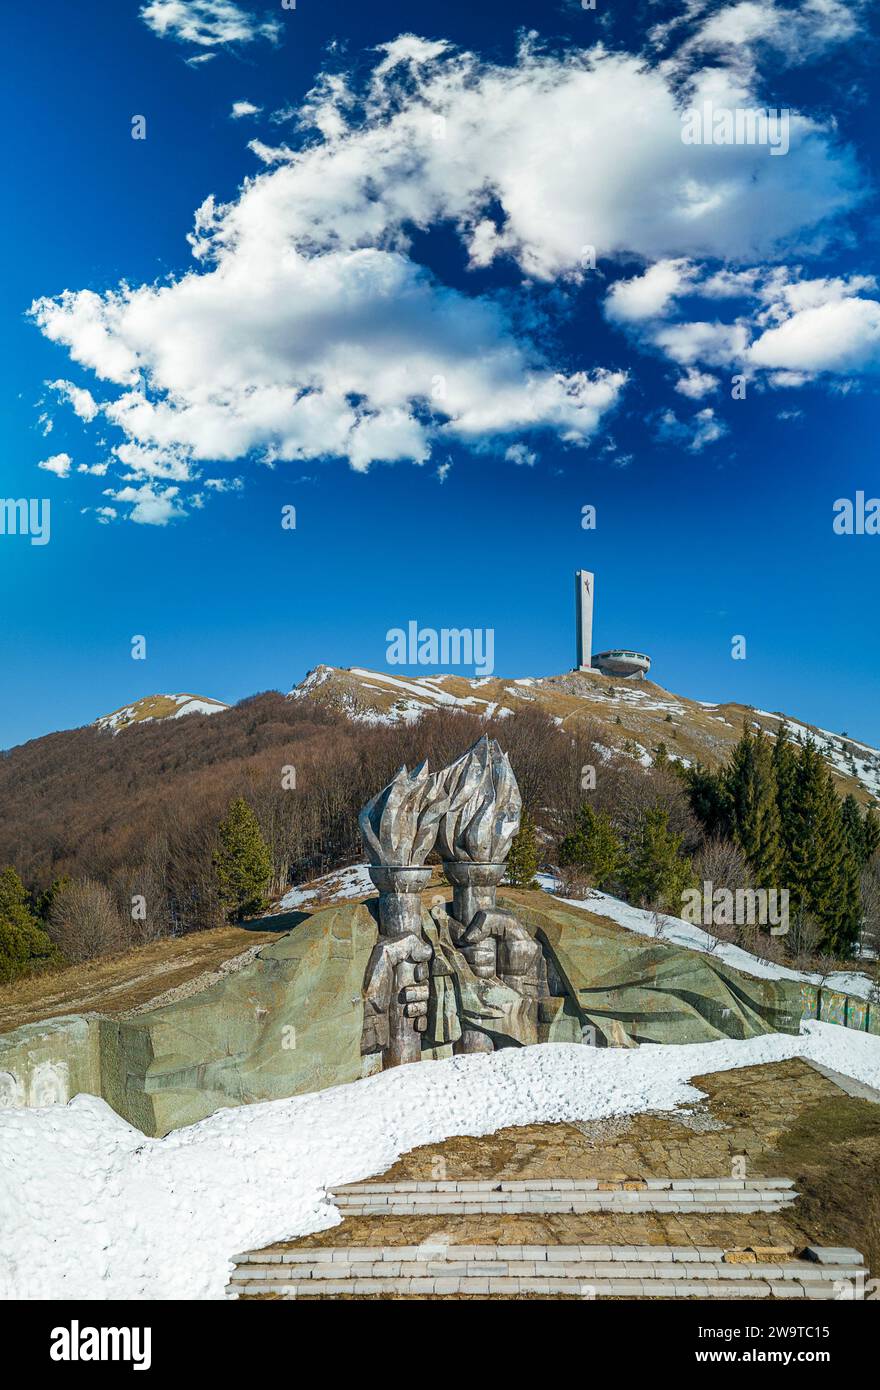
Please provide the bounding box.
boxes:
[1,0,878,749]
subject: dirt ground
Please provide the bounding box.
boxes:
[0,921,286,1032]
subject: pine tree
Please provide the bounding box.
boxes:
[725,727,782,886]
[772,723,799,876]
[558,805,621,888]
[685,763,732,839]
[863,805,880,862]
[841,794,867,864]
[786,743,860,953]
[214,798,273,921]
[620,808,693,912]
[0,866,55,982]
[507,810,539,888]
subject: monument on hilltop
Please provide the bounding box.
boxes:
[575,569,652,679]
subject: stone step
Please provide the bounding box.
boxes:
[333,1178,795,1193]
[232,1261,861,1283]
[228,1242,867,1299]
[332,1196,797,1214]
[235,1243,863,1268]
[330,1177,798,1215]
[228,1274,862,1300]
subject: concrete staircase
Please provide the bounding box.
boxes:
[330,1176,799,1216]
[227,1175,869,1299]
[228,1241,867,1299]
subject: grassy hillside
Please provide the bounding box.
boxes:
[290,664,880,805]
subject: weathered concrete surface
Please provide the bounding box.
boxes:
[508,896,803,1046]
[0,892,826,1137]
[99,901,380,1135]
[0,1013,100,1110]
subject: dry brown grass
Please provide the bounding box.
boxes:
[0,922,281,1032]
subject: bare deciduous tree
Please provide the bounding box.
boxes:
[48,878,125,962]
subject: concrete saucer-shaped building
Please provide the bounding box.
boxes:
[591,648,652,678]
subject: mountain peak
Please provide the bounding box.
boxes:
[95,694,230,733]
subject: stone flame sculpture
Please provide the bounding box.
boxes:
[359,737,543,1066]
[435,736,542,1052]
[359,762,448,1066]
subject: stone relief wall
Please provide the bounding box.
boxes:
[0,736,875,1135]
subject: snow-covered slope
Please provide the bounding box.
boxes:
[289,665,880,804]
[1,1025,878,1300]
[95,694,230,732]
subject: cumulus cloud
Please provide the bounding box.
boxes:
[675,367,720,399]
[653,319,751,367]
[230,100,262,119]
[37,452,72,478]
[103,483,187,526]
[140,1,280,50]
[31,26,876,512]
[750,296,880,372]
[605,260,696,323]
[609,263,880,387]
[47,379,99,422]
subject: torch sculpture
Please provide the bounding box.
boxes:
[434,736,542,1052]
[358,762,447,1066]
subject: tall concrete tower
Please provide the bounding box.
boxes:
[575,570,594,671]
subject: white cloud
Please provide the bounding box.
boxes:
[47,378,100,422]
[204,476,243,491]
[619,265,880,386]
[505,443,538,467]
[680,0,866,70]
[37,452,72,478]
[77,462,109,477]
[31,243,626,478]
[103,483,187,526]
[30,30,874,517]
[750,297,880,373]
[675,367,720,399]
[230,100,262,119]
[657,406,728,452]
[653,319,750,367]
[605,260,696,323]
[140,1,280,50]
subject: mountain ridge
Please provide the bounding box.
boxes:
[88,664,879,804]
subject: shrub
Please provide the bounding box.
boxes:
[48,877,125,963]
[0,866,56,981]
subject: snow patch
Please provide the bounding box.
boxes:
[1,1025,878,1300]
